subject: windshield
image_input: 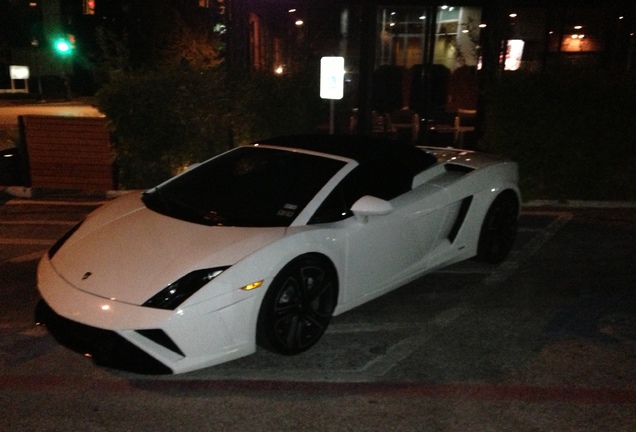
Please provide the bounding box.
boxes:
[142,146,347,227]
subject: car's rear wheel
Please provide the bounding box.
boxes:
[257,255,338,355]
[476,191,519,264]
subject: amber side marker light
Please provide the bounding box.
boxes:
[242,281,263,291]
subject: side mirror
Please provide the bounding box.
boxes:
[351,195,393,219]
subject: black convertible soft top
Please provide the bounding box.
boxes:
[255,134,437,174]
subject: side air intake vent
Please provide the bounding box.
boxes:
[448,196,473,242]
[136,329,185,357]
[445,164,474,174]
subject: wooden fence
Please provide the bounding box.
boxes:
[20,115,115,191]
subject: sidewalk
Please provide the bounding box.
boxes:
[0,95,97,107]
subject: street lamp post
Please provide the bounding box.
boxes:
[31,38,44,100]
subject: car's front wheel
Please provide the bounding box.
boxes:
[476,191,519,264]
[257,255,338,355]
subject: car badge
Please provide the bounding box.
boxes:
[82,272,92,280]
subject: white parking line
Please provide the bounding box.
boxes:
[0,238,54,246]
[0,212,83,264]
[5,199,105,206]
[4,251,46,263]
[1,220,77,226]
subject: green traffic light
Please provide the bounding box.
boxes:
[55,39,72,54]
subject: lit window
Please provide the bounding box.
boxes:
[83,0,95,15]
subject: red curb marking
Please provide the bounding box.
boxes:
[1,377,635,405]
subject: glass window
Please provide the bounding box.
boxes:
[377,7,429,68]
[561,7,604,54]
[83,0,95,15]
[143,147,346,227]
[309,158,410,225]
[310,149,433,224]
[434,6,482,114]
[375,6,483,72]
[372,5,482,136]
[502,8,547,72]
[433,6,482,71]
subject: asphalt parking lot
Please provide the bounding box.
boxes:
[0,193,635,431]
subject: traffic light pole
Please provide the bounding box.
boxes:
[53,37,74,100]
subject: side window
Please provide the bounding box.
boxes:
[350,157,412,201]
[309,156,412,224]
[309,185,352,224]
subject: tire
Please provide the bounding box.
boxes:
[476,191,519,264]
[257,255,338,355]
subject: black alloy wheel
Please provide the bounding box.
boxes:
[257,255,338,355]
[476,191,519,264]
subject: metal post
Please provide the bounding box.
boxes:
[330,99,335,134]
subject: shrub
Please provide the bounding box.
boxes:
[231,70,321,144]
[96,67,230,188]
[95,66,321,189]
[480,70,636,201]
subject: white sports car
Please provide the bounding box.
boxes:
[36,134,520,374]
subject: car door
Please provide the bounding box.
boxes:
[310,155,443,306]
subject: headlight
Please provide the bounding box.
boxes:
[142,267,229,310]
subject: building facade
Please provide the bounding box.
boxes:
[313,1,636,141]
[2,0,635,142]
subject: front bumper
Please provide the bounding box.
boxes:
[35,299,173,374]
[36,255,261,374]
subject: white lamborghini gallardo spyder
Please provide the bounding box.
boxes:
[37,134,520,374]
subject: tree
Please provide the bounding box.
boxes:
[93,1,322,189]
[95,0,223,72]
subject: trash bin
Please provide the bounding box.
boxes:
[0,147,23,185]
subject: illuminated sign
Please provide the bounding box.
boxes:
[505,39,525,71]
[10,65,30,80]
[320,57,345,100]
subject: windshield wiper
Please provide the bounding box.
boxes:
[201,210,227,226]
[143,188,231,226]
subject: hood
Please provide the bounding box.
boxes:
[51,192,285,305]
